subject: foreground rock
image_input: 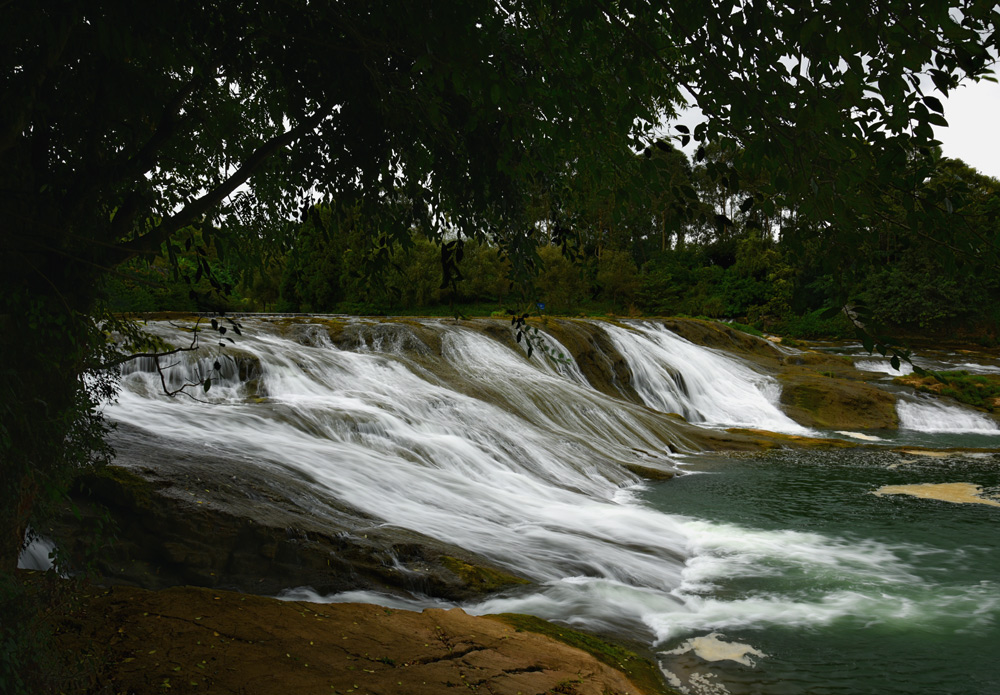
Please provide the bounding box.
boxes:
[55,583,667,695]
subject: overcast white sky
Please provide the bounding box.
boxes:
[934,74,1000,179]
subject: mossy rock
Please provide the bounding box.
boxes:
[489,613,678,695]
[660,318,783,362]
[895,371,1000,413]
[725,429,861,449]
[779,372,898,429]
[622,461,676,480]
[439,556,531,593]
[541,319,641,402]
[76,464,157,510]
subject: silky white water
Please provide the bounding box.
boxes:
[897,397,1000,434]
[103,318,1000,694]
[601,322,810,434]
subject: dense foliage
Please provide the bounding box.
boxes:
[113,151,999,344]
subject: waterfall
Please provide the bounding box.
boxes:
[601,322,811,434]
[111,319,697,589]
[856,358,915,376]
[104,317,830,639]
[897,397,1000,433]
[107,316,1000,691]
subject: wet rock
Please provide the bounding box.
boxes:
[659,318,785,363]
[539,319,641,402]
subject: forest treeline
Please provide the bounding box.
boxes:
[106,148,1000,343]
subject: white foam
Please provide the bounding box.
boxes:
[855,359,914,375]
[663,632,767,666]
[835,430,884,441]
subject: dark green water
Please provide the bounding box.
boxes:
[644,448,1000,695]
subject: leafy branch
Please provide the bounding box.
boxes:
[104,316,244,397]
[509,311,571,365]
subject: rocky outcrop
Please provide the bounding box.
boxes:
[659,318,785,364]
[541,319,643,402]
[777,371,899,430]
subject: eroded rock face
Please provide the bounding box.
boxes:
[541,319,642,401]
[46,423,528,601]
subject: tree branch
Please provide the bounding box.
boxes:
[113,107,330,263]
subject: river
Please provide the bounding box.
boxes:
[101,317,1000,694]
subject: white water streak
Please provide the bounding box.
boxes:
[897,398,1000,433]
[602,322,810,434]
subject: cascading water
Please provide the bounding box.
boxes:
[112,319,695,588]
[602,322,810,434]
[103,317,1000,695]
[897,396,1000,434]
[856,358,915,376]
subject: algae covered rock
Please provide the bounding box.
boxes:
[778,372,898,430]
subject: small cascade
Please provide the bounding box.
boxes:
[897,397,1000,433]
[855,358,915,376]
[601,322,810,433]
[517,327,590,387]
[17,531,56,572]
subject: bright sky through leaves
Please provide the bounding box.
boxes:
[933,73,1000,179]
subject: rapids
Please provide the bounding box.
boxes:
[90,317,1000,694]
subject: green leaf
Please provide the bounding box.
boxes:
[926,113,949,127]
[922,95,945,113]
[203,378,212,393]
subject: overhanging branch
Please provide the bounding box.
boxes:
[113,107,330,264]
